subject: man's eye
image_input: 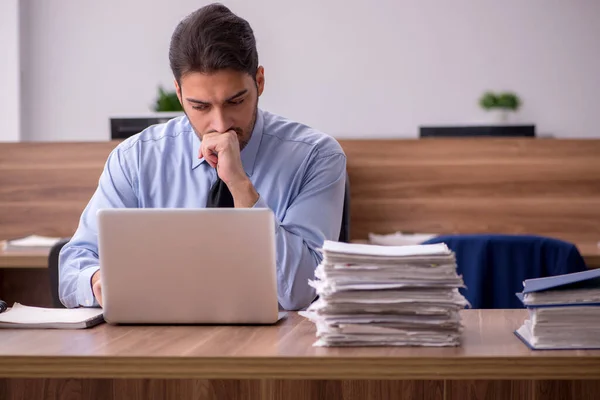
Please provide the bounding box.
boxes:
[192,105,209,111]
[229,99,245,106]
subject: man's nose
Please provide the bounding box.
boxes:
[209,108,233,133]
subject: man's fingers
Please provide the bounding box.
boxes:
[93,281,103,307]
[208,153,218,166]
[225,130,238,140]
[202,148,217,167]
[200,132,240,170]
[201,137,220,168]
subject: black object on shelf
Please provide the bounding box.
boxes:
[110,115,182,139]
[419,125,535,138]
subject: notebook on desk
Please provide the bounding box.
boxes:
[0,303,104,329]
[514,269,600,350]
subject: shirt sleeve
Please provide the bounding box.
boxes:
[253,152,347,310]
[59,145,138,308]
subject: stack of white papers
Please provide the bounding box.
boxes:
[1,235,62,252]
[301,241,469,347]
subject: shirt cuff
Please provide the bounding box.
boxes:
[77,266,100,307]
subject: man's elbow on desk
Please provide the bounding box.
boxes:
[279,286,317,311]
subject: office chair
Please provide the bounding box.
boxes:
[48,238,71,308]
[338,173,350,243]
[421,234,588,309]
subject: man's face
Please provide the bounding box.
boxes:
[175,67,265,151]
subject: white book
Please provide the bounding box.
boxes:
[0,303,104,329]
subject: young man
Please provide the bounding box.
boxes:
[58,3,346,311]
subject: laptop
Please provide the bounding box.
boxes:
[97,208,284,325]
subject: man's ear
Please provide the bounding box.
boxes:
[255,66,265,97]
[174,79,183,104]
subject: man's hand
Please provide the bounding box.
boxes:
[199,131,246,185]
[91,270,103,307]
[199,131,259,207]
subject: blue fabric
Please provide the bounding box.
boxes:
[421,234,588,309]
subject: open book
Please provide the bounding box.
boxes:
[0,303,104,329]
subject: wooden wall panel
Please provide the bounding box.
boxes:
[0,204,87,240]
[0,142,115,241]
[350,198,600,244]
[0,142,116,167]
[0,169,101,202]
[1,139,600,244]
[0,203,90,242]
[339,139,600,242]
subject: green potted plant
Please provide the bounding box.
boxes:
[479,91,522,124]
[153,86,184,113]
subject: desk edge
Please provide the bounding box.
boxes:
[0,356,599,380]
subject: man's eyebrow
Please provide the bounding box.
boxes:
[185,89,248,105]
[186,98,209,105]
[225,89,248,102]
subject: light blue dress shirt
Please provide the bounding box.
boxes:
[59,109,346,310]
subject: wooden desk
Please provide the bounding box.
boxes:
[0,249,53,307]
[0,249,48,268]
[0,310,598,400]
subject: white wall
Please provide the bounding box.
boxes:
[0,0,21,142]
[19,0,600,141]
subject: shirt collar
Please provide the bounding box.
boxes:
[191,109,264,177]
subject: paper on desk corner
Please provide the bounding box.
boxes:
[3,235,62,248]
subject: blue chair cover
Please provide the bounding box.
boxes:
[421,234,588,309]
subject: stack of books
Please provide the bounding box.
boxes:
[515,268,600,350]
[301,240,469,347]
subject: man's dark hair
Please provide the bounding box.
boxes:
[169,3,258,84]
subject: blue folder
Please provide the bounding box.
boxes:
[514,268,600,349]
[522,268,600,294]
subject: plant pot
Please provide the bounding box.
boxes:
[488,109,511,125]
